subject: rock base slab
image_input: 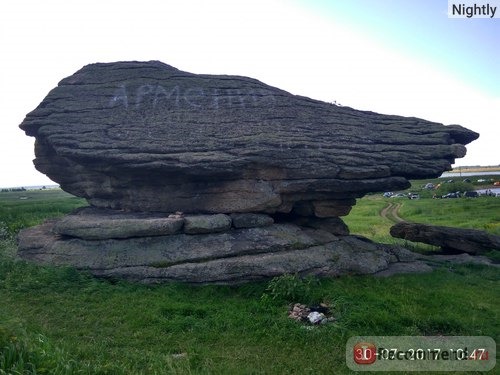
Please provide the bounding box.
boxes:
[18,212,421,284]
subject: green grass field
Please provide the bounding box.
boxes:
[0,187,499,374]
[0,189,85,235]
[343,194,500,241]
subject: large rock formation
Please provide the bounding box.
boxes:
[17,61,481,283]
[20,61,478,216]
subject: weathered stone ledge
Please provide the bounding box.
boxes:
[51,207,354,241]
[53,207,280,240]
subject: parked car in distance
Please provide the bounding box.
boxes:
[494,181,500,186]
[391,193,406,198]
[464,191,479,198]
[423,183,435,190]
[442,192,460,198]
[383,192,393,198]
[408,193,420,199]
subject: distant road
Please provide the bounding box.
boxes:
[440,171,500,178]
[0,184,59,190]
[476,188,500,196]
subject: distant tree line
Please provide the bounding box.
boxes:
[1,186,49,192]
[1,187,27,192]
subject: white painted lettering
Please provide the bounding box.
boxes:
[227,89,245,108]
[109,85,129,108]
[154,85,180,108]
[211,88,220,110]
[135,85,155,108]
[109,84,276,110]
[183,88,205,108]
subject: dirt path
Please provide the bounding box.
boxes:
[380,202,405,223]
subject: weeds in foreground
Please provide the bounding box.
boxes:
[0,322,89,375]
[0,320,195,375]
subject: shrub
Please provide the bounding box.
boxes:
[436,181,474,195]
[261,273,320,304]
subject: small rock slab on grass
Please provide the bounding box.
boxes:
[53,207,184,240]
[390,222,500,255]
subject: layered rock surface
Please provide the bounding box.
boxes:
[18,210,423,283]
[19,210,496,283]
[19,61,478,215]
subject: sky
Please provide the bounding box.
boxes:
[0,0,499,188]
